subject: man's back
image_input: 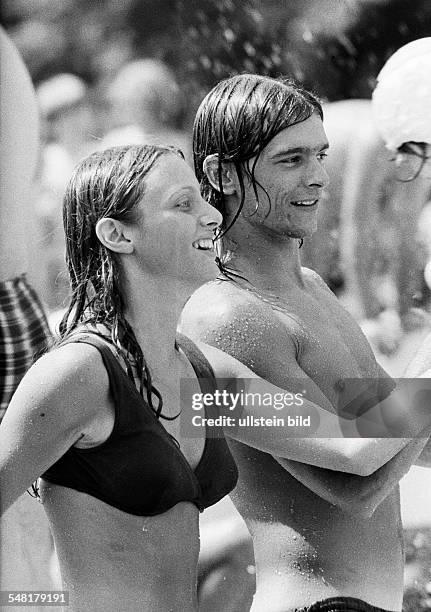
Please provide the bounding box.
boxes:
[181,270,403,611]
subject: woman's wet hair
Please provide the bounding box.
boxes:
[193,74,323,262]
[60,144,183,420]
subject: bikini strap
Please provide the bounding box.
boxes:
[176,333,217,396]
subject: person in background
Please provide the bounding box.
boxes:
[372,39,431,386]
[0,25,56,604]
[35,73,96,313]
[102,58,192,163]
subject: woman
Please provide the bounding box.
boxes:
[0,144,238,611]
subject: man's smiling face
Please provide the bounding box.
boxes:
[239,113,330,239]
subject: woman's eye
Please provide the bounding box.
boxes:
[176,200,191,209]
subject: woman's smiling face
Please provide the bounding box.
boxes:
[127,152,222,286]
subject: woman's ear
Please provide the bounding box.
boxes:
[203,154,237,195]
[95,218,134,254]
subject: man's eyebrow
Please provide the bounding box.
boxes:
[270,143,329,159]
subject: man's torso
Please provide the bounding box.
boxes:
[180,269,404,611]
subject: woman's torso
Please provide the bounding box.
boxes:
[39,332,237,612]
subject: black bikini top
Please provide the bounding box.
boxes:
[42,333,238,516]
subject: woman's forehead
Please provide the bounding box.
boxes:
[143,153,199,200]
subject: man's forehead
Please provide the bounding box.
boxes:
[264,115,328,155]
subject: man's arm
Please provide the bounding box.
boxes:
[404,338,431,465]
[275,428,431,518]
[199,340,430,474]
[181,291,428,474]
[404,333,431,378]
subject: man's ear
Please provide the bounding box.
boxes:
[95,218,134,254]
[203,154,237,195]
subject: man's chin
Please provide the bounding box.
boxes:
[280,226,317,240]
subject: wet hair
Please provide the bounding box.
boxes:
[193,74,323,261]
[60,144,183,420]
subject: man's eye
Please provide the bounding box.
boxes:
[282,156,301,165]
[176,200,191,208]
[317,152,328,162]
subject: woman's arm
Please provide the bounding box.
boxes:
[0,343,109,513]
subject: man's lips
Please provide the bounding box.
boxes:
[290,199,318,207]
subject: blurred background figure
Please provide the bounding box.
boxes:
[34,73,96,318]
[371,38,431,607]
[304,99,431,361]
[0,25,58,606]
[102,58,192,162]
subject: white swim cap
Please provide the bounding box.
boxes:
[372,38,431,151]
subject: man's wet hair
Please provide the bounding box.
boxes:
[193,74,323,249]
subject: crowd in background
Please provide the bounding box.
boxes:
[31,58,192,322]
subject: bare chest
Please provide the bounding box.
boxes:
[273,289,381,395]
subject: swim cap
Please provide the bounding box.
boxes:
[372,38,431,150]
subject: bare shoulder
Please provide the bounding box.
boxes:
[180,280,298,375]
[182,279,284,337]
[7,341,109,428]
[0,341,111,512]
[302,266,335,296]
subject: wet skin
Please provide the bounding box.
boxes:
[181,272,404,611]
[40,483,200,612]
[180,111,406,610]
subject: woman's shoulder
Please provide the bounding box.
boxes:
[37,340,108,384]
[10,340,110,422]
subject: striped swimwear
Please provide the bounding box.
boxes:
[0,275,51,420]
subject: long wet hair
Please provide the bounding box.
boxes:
[193,74,323,270]
[60,144,183,420]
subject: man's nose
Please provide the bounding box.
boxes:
[305,159,330,189]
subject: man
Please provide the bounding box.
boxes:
[181,74,431,612]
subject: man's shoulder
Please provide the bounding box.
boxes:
[180,281,299,374]
[302,266,335,296]
[301,266,326,285]
[181,280,277,334]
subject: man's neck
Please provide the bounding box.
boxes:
[220,226,305,295]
